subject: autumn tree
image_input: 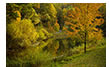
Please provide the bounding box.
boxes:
[74,3,105,53]
[39,3,57,32]
[62,4,79,37]
[54,3,65,30]
[62,3,104,53]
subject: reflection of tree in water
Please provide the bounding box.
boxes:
[57,39,65,55]
[43,38,76,56]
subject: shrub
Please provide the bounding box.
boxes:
[7,49,53,67]
[7,19,39,50]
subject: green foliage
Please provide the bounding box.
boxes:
[40,3,57,27]
[7,19,39,48]
[20,4,33,19]
[7,49,53,67]
[53,21,60,31]
[96,38,106,47]
[30,8,40,25]
[40,3,57,18]
[37,28,51,40]
[6,3,21,23]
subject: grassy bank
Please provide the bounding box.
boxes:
[60,45,106,67]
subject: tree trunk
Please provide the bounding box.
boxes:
[84,32,86,53]
[84,4,89,53]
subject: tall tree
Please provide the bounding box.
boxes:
[74,3,104,53]
[63,3,104,53]
[40,3,57,25]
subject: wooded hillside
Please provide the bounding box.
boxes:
[6,3,106,67]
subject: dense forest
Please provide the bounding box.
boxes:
[6,3,106,67]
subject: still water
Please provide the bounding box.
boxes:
[7,37,76,67]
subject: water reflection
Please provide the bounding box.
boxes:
[43,37,75,57]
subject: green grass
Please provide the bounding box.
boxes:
[7,38,106,67]
[62,46,106,67]
[7,49,53,67]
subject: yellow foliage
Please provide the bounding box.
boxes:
[7,19,39,47]
[37,28,51,40]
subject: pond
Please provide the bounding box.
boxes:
[43,37,75,57]
[7,37,77,67]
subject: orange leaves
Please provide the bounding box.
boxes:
[66,4,104,41]
[63,27,67,30]
[54,20,59,27]
[93,27,99,32]
[94,18,104,26]
[62,4,104,41]
[65,22,74,26]
[54,20,60,31]
[14,11,21,22]
[74,7,80,12]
